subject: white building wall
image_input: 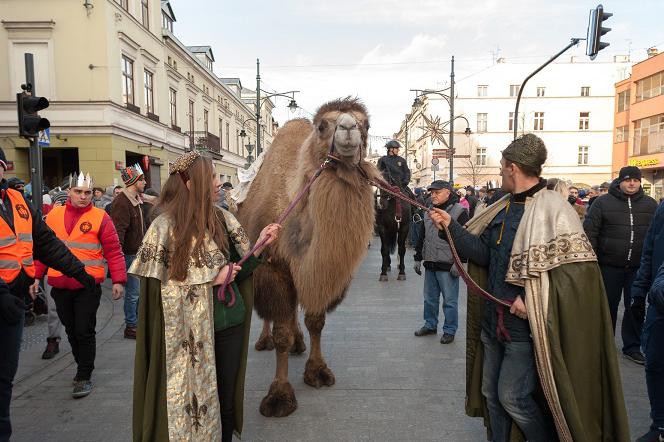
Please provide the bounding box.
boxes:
[424,58,631,187]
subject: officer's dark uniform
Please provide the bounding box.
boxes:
[377,154,411,189]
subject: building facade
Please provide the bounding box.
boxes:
[614,49,664,201]
[396,57,632,188]
[0,0,274,191]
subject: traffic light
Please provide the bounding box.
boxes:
[16,90,49,139]
[586,4,612,60]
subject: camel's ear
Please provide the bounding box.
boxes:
[317,119,329,134]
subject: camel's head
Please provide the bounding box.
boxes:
[312,98,369,163]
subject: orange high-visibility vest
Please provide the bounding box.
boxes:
[46,205,105,280]
[0,189,35,282]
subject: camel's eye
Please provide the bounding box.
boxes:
[318,120,328,133]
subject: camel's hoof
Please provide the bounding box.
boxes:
[379,274,388,282]
[303,360,336,388]
[254,334,275,351]
[259,381,298,418]
[397,274,406,281]
[290,334,307,355]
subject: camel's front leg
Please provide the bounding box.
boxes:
[290,311,307,355]
[254,319,274,351]
[303,312,335,388]
[259,319,297,417]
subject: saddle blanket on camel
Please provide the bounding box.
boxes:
[461,188,630,441]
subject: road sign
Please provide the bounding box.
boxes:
[453,154,471,158]
[431,158,439,165]
[432,148,448,156]
[38,128,50,147]
[431,164,439,172]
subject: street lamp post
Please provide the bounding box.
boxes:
[254,58,299,156]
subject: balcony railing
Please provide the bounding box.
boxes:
[186,131,220,154]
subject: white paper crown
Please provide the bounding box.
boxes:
[69,172,94,189]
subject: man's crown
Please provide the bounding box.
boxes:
[121,164,144,186]
[69,172,93,189]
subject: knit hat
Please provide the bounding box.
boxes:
[0,148,7,171]
[618,166,641,182]
[121,164,144,186]
[502,134,547,169]
[52,190,68,206]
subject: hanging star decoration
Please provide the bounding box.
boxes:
[418,114,449,148]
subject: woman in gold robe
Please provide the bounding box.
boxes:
[129,151,280,442]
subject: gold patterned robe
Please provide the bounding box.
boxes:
[129,210,252,442]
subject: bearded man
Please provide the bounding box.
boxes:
[430,134,629,441]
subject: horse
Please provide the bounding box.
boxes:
[375,185,412,281]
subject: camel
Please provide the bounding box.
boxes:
[237,98,378,417]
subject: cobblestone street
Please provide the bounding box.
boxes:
[11,239,651,441]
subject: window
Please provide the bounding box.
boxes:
[144,70,154,114]
[116,0,128,10]
[636,72,664,102]
[219,119,223,148]
[141,0,149,28]
[617,90,630,112]
[510,84,520,97]
[579,112,590,131]
[477,113,487,133]
[476,147,487,166]
[188,100,195,134]
[477,85,487,97]
[508,112,514,131]
[533,112,544,131]
[536,87,545,97]
[205,58,213,71]
[236,129,240,155]
[615,125,628,143]
[162,12,173,32]
[634,113,664,155]
[169,88,177,126]
[121,56,134,106]
[581,86,590,97]
[578,146,589,165]
[226,122,230,152]
[203,109,209,134]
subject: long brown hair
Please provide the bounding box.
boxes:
[156,155,228,281]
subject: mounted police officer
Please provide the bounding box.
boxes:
[377,140,414,198]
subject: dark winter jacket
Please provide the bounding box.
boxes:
[632,201,664,303]
[414,192,469,271]
[110,190,145,255]
[583,179,657,268]
[649,261,664,313]
[442,179,548,341]
[0,179,86,294]
[377,154,411,188]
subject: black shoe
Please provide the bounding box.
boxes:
[624,350,646,365]
[72,380,93,398]
[41,337,60,359]
[635,428,664,442]
[414,327,436,337]
[440,333,455,344]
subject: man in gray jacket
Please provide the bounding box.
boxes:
[413,180,469,343]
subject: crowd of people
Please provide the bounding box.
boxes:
[375,136,662,442]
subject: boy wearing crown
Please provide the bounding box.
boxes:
[34,172,126,398]
[110,165,146,339]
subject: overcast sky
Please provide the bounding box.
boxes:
[172,0,662,138]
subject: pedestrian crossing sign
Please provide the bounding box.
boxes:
[38,128,50,147]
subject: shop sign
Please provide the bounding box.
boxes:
[114,161,125,170]
[628,158,660,167]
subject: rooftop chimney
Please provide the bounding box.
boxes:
[647,47,659,58]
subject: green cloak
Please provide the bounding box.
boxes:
[463,190,630,442]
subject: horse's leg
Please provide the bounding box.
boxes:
[303,311,335,388]
[397,220,408,281]
[254,319,274,351]
[289,310,306,355]
[379,230,389,281]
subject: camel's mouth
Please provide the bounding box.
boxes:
[333,113,364,158]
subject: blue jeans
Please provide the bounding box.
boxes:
[0,308,24,441]
[480,331,553,442]
[124,254,139,327]
[643,303,664,431]
[422,268,459,335]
